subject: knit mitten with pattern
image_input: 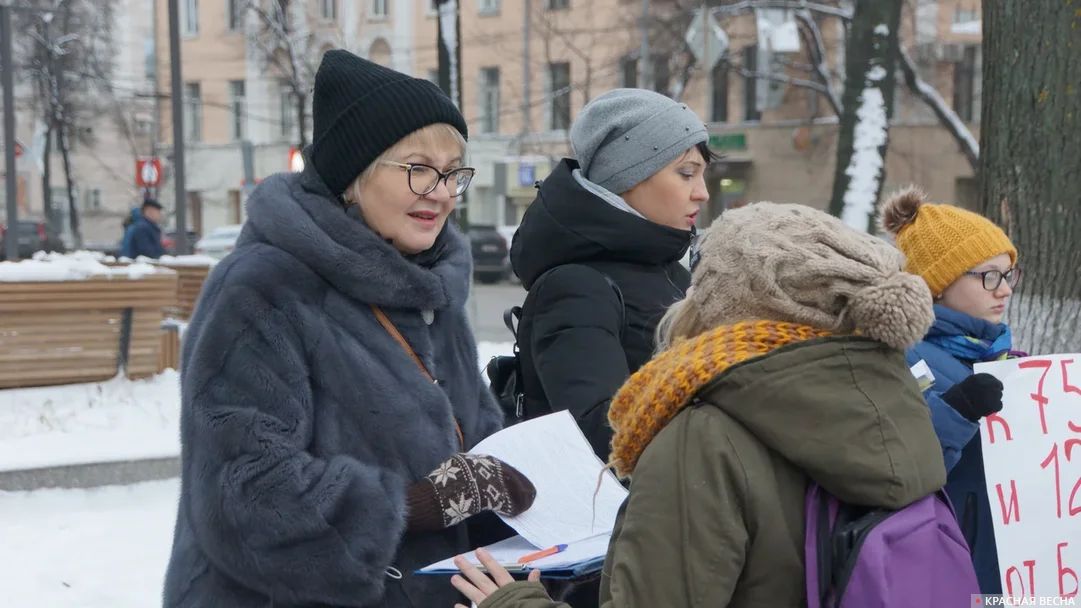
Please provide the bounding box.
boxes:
[406,454,536,532]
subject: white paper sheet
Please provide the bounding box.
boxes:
[910,359,936,391]
[418,533,611,573]
[469,411,628,548]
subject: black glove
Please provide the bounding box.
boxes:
[406,454,537,532]
[942,373,1004,423]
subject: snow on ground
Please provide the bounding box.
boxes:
[0,479,179,608]
[0,343,513,473]
[0,371,182,472]
[0,341,515,606]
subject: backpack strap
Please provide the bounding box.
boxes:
[503,306,522,339]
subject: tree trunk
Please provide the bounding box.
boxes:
[41,125,55,231]
[296,91,308,148]
[978,2,1081,355]
[827,0,902,232]
[58,124,81,249]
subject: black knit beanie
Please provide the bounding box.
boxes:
[310,50,469,195]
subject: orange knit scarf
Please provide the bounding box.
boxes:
[607,320,833,477]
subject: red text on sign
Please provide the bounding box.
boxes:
[1020,359,1054,435]
[1005,559,1038,597]
[996,479,1022,525]
[1059,542,1079,598]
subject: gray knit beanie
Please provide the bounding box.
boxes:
[570,88,708,194]
[687,202,933,350]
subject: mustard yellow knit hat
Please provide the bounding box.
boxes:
[878,187,1017,297]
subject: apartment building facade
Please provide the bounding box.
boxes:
[0,0,159,247]
[148,0,985,237]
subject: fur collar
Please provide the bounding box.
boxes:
[239,163,472,310]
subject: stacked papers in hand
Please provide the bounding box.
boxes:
[417,534,610,580]
[417,411,628,578]
[469,410,628,548]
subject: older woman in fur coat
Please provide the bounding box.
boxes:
[162,50,535,608]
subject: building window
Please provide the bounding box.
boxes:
[652,55,670,94]
[952,45,977,123]
[226,0,242,31]
[479,67,500,133]
[279,81,297,140]
[183,82,202,142]
[620,56,637,88]
[182,0,198,35]
[319,0,337,20]
[230,80,246,140]
[479,0,499,15]
[369,0,385,19]
[711,60,728,122]
[953,6,978,23]
[742,45,761,121]
[548,0,569,9]
[83,188,101,211]
[548,62,571,131]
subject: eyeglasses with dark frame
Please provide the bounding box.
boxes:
[379,160,476,197]
[964,267,1022,291]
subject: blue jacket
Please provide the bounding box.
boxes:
[906,304,1012,594]
[121,215,165,259]
[162,162,503,607]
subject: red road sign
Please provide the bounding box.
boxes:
[136,157,163,188]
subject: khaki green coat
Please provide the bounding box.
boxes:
[481,337,946,608]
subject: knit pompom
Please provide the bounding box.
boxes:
[846,272,933,350]
[879,186,927,236]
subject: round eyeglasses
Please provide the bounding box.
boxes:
[380,161,476,197]
[964,267,1022,291]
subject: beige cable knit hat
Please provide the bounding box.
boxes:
[685,202,933,350]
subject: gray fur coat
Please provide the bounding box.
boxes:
[162,163,503,607]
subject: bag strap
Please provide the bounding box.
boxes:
[371,304,465,450]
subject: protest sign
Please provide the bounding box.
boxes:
[977,355,1081,599]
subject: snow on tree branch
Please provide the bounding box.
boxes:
[898,47,979,170]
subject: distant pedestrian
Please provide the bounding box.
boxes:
[120,199,165,259]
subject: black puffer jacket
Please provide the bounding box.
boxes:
[511,159,691,459]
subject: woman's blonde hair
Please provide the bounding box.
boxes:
[655,292,707,353]
[344,123,467,203]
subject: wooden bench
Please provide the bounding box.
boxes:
[0,272,179,389]
[156,262,212,320]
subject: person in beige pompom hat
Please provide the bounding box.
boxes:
[448,202,955,608]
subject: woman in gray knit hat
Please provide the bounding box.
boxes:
[505,88,716,459]
[455,202,962,608]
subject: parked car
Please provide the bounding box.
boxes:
[0,219,66,260]
[468,224,510,284]
[194,224,244,260]
[495,225,520,283]
[163,230,201,256]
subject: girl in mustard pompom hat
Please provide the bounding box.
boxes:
[879,186,1025,596]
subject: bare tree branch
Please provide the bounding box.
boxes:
[736,67,832,95]
[898,46,979,169]
[795,9,842,115]
[711,1,852,21]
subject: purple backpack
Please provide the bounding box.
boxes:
[804,483,980,608]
